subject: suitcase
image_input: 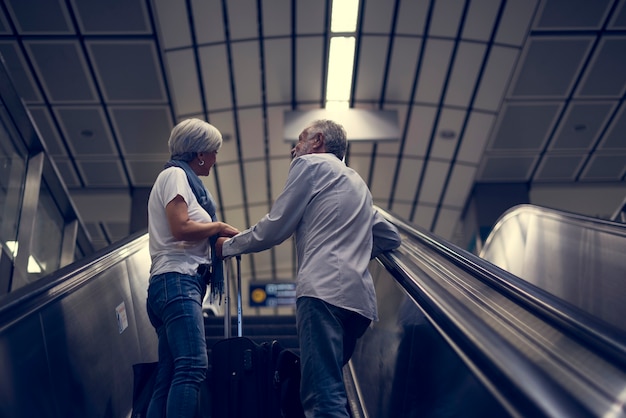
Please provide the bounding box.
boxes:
[209,256,282,418]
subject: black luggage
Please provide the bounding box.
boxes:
[210,256,299,418]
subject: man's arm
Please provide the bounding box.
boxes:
[371,210,401,259]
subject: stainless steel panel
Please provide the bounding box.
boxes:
[41,261,140,417]
[350,260,506,418]
[481,205,626,333]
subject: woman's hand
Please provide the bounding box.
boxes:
[220,222,239,237]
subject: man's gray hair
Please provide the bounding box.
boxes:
[306,119,347,160]
[168,118,223,161]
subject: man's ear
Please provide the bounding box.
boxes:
[314,133,324,150]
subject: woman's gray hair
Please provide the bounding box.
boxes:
[168,118,223,161]
[306,119,347,160]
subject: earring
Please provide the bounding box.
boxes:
[198,159,205,166]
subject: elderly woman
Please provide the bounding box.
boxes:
[146,118,239,417]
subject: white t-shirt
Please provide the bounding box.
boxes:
[148,167,213,278]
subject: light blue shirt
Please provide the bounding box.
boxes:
[222,153,401,321]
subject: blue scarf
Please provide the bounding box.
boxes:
[164,159,224,303]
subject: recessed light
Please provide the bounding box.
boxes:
[80,129,93,137]
[439,130,456,139]
[573,124,586,132]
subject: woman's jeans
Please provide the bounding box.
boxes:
[146,272,208,418]
[296,296,371,418]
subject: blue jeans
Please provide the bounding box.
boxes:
[296,296,371,418]
[146,272,208,418]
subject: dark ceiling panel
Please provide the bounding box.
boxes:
[25,41,97,102]
[535,0,611,29]
[76,160,127,187]
[551,102,615,150]
[0,42,41,102]
[71,0,150,34]
[489,104,560,151]
[601,103,626,150]
[577,38,626,98]
[87,41,166,102]
[478,155,536,181]
[54,107,116,156]
[109,107,172,155]
[581,154,626,180]
[511,38,593,97]
[5,0,72,34]
[535,154,584,181]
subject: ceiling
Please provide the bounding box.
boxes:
[0,0,625,281]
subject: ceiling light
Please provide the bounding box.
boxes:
[326,36,356,104]
[331,0,360,32]
[439,129,456,139]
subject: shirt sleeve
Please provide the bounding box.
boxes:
[371,209,402,259]
[222,158,313,257]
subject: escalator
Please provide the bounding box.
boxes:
[1,207,625,417]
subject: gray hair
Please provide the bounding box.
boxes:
[306,119,347,160]
[168,118,223,161]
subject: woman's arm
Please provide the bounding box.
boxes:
[166,195,239,241]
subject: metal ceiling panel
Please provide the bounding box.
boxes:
[489,103,560,151]
[28,107,65,157]
[152,0,191,49]
[208,111,237,162]
[87,41,166,102]
[231,41,262,107]
[5,0,72,34]
[361,0,395,34]
[71,0,150,34]
[581,154,626,180]
[370,155,396,202]
[238,108,264,159]
[200,44,233,111]
[433,207,462,240]
[534,154,584,181]
[535,0,611,29]
[165,49,203,115]
[404,105,437,158]
[600,102,626,150]
[550,102,615,151]
[386,37,422,102]
[396,0,429,36]
[295,37,324,102]
[413,204,436,230]
[296,0,325,35]
[457,112,495,164]
[54,107,116,156]
[510,37,593,98]
[494,0,539,46]
[394,157,424,203]
[474,46,519,112]
[264,39,292,104]
[53,159,81,188]
[227,0,258,40]
[431,108,465,160]
[76,160,127,187]
[25,41,97,103]
[0,9,11,34]
[442,164,477,207]
[243,160,268,207]
[609,0,626,28]
[109,106,172,155]
[354,36,389,102]
[419,160,451,204]
[415,39,454,104]
[462,0,501,42]
[478,155,537,181]
[127,160,168,187]
[261,0,291,37]
[430,0,465,38]
[444,42,486,107]
[577,38,626,98]
[217,162,245,208]
[0,42,41,102]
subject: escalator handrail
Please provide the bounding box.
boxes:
[0,230,148,327]
[374,206,626,367]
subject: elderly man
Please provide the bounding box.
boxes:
[217,119,401,417]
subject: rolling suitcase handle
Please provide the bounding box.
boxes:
[223,255,243,338]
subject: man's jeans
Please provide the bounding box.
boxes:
[296,296,371,418]
[146,272,207,418]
